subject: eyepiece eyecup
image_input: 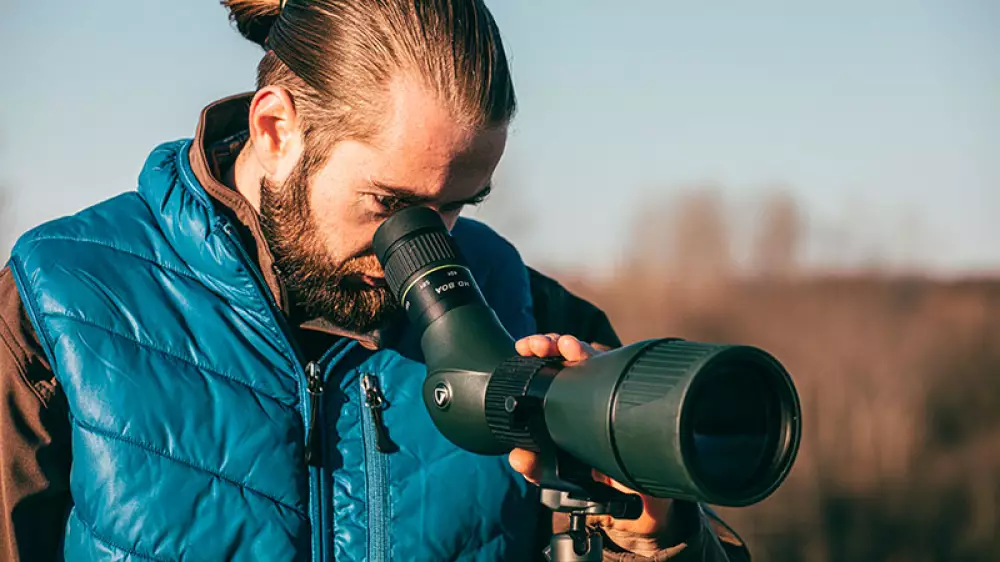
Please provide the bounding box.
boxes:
[373,207,461,300]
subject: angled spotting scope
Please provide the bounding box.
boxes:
[372,207,801,509]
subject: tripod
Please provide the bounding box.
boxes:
[541,488,643,561]
[537,451,643,562]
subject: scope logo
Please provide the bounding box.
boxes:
[433,382,452,410]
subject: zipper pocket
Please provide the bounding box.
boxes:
[362,374,397,453]
[361,373,394,562]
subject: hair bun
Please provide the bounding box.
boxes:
[222,0,282,49]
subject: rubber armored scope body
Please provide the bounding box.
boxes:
[373,207,801,508]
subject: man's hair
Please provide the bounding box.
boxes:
[223,0,516,171]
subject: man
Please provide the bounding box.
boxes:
[0,0,748,560]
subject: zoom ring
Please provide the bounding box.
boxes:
[484,356,551,451]
[382,230,457,298]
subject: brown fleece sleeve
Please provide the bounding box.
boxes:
[0,265,73,562]
[526,266,622,350]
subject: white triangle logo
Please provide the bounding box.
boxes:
[433,385,451,408]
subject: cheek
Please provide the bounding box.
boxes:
[308,187,383,260]
[305,187,355,257]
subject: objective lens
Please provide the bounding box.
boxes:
[684,362,783,498]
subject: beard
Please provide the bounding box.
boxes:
[258,159,398,334]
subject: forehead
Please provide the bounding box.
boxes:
[363,76,509,196]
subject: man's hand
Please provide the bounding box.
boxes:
[508,334,676,538]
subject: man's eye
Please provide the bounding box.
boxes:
[371,194,403,214]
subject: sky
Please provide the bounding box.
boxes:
[1,1,998,276]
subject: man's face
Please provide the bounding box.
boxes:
[259,77,508,333]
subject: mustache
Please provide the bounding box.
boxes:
[320,253,388,290]
[339,252,382,275]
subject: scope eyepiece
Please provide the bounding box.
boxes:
[373,207,489,332]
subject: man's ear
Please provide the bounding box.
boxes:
[247,85,304,180]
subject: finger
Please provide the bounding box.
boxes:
[591,468,612,486]
[557,335,598,362]
[515,335,557,356]
[516,335,551,357]
[587,469,674,536]
[508,448,542,484]
[516,334,569,358]
[515,337,532,356]
[528,335,560,357]
[591,469,633,494]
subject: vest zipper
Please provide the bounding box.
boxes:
[305,362,324,467]
[360,373,393,562]
[303,361,325,562]
[309,340,357,562]
[220,222,322,562]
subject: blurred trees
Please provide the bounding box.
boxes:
[624,185,804,284]
[750,189,803,280]
[665,187,735,283]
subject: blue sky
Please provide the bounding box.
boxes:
[1,1,997,275]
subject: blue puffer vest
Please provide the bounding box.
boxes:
[9,140,540,561]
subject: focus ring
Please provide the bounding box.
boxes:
[615,339,714,497]
[616,340,701,410]
[382,230,457,298]
[484,356,551,451]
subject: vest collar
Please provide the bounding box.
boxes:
[136,140,264,306]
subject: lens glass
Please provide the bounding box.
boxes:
[685,361,783,497]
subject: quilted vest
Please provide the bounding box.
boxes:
[9,140,540,561]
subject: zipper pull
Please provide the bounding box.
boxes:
[305,361,324,467]
[362,374,397,454]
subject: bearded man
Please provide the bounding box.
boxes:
[0,1,748,560]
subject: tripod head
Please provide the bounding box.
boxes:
[537,447,643,561]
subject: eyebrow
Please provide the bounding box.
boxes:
[369,180,493,207]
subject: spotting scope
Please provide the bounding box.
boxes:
[373,206,801,520]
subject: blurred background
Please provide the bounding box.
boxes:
[2,1,998,560]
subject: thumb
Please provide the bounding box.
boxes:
[508,448,542,484]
